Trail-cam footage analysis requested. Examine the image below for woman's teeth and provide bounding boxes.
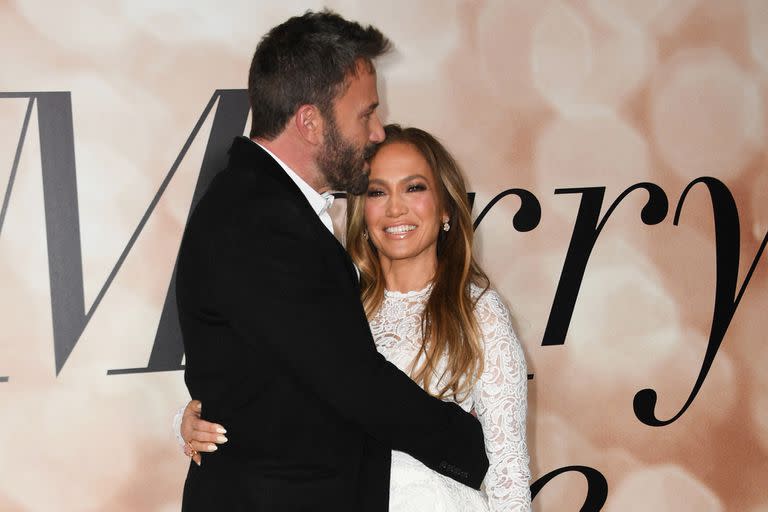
[385,225,416,234]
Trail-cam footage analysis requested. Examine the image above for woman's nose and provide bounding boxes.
[386,194,407,217]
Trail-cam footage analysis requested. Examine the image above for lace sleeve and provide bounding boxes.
[472,290,532,511]
[172,405,186,449]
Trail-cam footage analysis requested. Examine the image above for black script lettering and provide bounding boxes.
[471,188,541,380]
[634,177,768,426]
[0,95,35,382]
[542,184,668,346]
[0,95,33,239]
[530,465,608,511]
[1,92,84,378]
[110,90,249,375]
[0,89,249,377]
[471,188,542,232]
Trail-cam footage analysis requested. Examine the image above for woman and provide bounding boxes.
[176,125,532,511]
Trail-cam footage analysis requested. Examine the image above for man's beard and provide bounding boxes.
[316,116,376,195]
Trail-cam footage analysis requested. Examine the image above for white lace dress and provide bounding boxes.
[173,285,531,511]
[371,285,531,512]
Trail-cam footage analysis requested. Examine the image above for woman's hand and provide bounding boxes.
[181,400,228,466]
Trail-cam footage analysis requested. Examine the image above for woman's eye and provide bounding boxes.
[367,189,384,197]
[407,183,427,192]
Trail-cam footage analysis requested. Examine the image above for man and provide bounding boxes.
[177,11,488,511]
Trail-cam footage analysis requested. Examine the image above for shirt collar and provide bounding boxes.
[253,140,334,218]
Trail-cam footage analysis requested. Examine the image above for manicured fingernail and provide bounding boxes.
[195,403,202,410]
[216,426,227,434]
[195,460,201,466]
[217,435,228,443]
[207,444,217,452]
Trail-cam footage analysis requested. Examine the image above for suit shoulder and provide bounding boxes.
[190,166,302,227]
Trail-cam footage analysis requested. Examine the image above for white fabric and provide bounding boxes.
[370,285,532,512]
[253,140,335,234]
[172,405,186,447]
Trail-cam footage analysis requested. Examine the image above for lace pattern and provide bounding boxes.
[371,285,532,511]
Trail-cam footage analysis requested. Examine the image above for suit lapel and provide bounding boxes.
[227,136,360,290]
[328,231,360,291]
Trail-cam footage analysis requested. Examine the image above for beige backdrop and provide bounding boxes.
[1,0,766,510]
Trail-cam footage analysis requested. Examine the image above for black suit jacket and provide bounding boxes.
[177,137,488,512]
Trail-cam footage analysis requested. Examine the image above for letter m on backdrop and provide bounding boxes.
[0,90,249,380]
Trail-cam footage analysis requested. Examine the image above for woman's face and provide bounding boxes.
[364,142,446,269]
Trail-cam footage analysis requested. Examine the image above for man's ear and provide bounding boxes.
[295,104,323,145]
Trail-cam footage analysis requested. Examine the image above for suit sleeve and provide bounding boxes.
[214,202,489,489]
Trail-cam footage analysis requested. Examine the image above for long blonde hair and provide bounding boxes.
[347,125,490,400]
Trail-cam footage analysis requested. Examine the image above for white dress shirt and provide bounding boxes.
[253,141,335,234]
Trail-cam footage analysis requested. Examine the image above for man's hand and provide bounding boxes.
[181,400,228,466]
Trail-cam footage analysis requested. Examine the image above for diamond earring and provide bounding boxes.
[363,229,369,240]
[442,220,450,232]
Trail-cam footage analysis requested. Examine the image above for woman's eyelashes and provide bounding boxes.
[366,182,427,197]
[406,182,427,192]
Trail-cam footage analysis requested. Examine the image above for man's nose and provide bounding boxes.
[369,113,385,143]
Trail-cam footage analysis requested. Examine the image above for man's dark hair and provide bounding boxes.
[248,10,391,139]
